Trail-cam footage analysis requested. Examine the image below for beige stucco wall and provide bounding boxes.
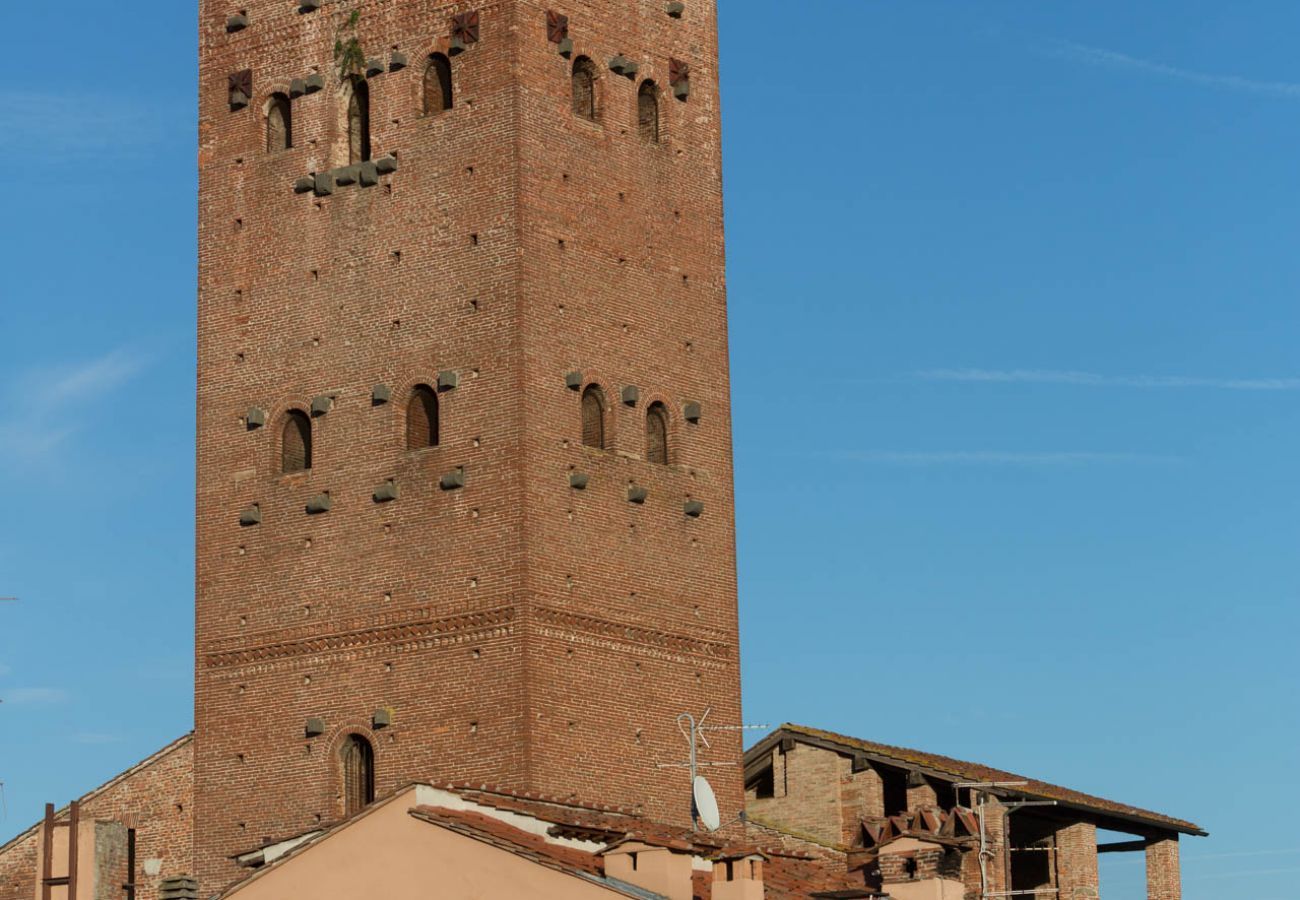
[887,878,966,900]
[224,790,626,900]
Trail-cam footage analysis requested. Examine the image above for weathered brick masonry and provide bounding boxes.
[0,737,192,900]
[196,0,739,893]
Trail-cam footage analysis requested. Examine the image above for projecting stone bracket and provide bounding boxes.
[570,473,590,490]
[246,408,267,430]
[305,157,395,196]
[440,468,466,491]
[627,485,649,504]
[305,717,326,737]
[306,494,332,515]
[372,385,392,405]
[239,505,262,527]
[437,371,460,392]
[565,371,584,391]
[667,1,686,18]
[373,480,399,503]
[684,401,702,424]
[298,0,322,12]
[684,500,704,518]
[226,14,249,33]
[372,708,394,729]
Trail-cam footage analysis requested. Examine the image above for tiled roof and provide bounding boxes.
[413,802,869,900]
[755,724,1206,836]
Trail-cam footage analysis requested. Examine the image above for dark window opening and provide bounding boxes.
[572,57,597,120]
[267,93,292,152]
[880,766,908,818]
[637,80,660,143]
[281,410,312,474]
[424,54,453,116]
[646,402,669,464]
[348,78,371,164]
[1009,815,1056,894]
[341,734,375,818]
[406,385,440,450]
[932,779,957,810]
[747,765,775,800]
[903,856,918,880]
[582,385,606,449]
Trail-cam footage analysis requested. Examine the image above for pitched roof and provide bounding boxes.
[750,724,1205,837]
[0,733,194,856]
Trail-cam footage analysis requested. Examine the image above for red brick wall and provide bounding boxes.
[195,0,738,894]
[1145,836,1180,900]
[1054,821,1098,898]
[0,737,193,900]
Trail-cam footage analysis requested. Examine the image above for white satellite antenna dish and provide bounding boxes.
[693,775,721,832]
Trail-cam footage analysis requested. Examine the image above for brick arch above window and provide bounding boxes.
[645,401,670,465]
[266,92,292,152]
[280,409,312,474]
[423,53,454,116]
[581,384,607,450]
[571,56,598,121]
[637,79,660,143]
[406,384,440,450]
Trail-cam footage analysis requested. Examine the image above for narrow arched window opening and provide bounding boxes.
[341,734,375,818]
[267,93,292,152]
[638,81,660,143]
[572,57,597,121]
[281,410,312,474]
[646,402,669,465]
[348,78,371,164]
[582,385,606,449]
[406,385,440,450]
[424,54,453,116]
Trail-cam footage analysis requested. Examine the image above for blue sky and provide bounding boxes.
[1,2,1296,897]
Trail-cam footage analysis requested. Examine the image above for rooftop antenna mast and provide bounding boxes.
[656,708,768,832]
[954,780,1059,900]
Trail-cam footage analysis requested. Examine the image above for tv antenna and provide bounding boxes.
[656,709,768,832]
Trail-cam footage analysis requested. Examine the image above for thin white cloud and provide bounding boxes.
[917,369,1300,391]
[828,451,1178,466]
[0,348,146,462]
[2,687,70,706]
[0,90,172,161]
[1050,41,1300,100]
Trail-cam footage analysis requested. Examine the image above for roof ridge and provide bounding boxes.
[0,732,194,855]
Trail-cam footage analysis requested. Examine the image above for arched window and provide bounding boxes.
[340,734,375,818]
[281,410,312,474]
[406,385,439,450]
[646,402,669,465]
[637,81,660,143]
[267,93,292,152]
[572,57,597,121]
[347,78,371,164]
[423,54,453,116]
[582,385,606,449]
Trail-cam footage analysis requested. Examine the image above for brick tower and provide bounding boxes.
[196,0,739,891]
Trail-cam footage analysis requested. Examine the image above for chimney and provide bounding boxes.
[711,852,767,900]
[601,838,694,900]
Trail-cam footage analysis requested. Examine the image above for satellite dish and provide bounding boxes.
[693,775,721,832]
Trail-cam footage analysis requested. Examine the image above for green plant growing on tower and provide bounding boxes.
[334,9,365,79]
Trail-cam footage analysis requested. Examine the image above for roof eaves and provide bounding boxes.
[756,725,1207,838]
